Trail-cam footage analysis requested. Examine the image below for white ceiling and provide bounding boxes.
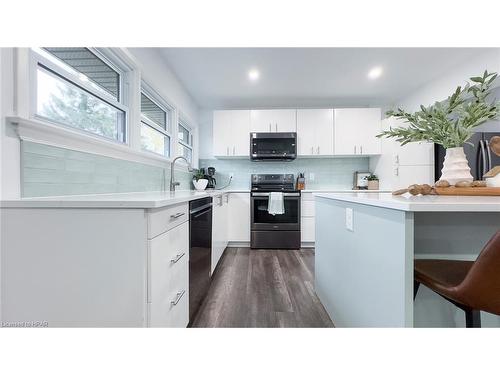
[159,48,495,109]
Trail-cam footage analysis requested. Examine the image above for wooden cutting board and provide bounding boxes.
[435,187,500,196]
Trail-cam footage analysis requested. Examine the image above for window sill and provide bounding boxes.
[7,116,174,168]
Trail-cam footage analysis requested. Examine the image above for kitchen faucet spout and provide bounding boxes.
[170,156,193,192]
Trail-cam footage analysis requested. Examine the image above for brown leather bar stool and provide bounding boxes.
[414,230,500,328]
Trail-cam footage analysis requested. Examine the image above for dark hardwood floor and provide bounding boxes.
[191,248,334,328]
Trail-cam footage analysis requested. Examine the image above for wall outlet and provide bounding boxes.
[309,172,315,181]
[345,208,353,231]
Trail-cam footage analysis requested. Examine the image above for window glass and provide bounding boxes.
[43,47,120,99]
[178,123,191,146]
[141,122,170,156]
[36,66,125,142]
[141,93,167,130]
[178,143,193,162]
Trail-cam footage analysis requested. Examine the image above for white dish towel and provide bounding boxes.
[268,192,285,215]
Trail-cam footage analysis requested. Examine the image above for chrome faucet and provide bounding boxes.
[170,156,194,192]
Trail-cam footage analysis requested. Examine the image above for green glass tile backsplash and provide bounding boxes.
[21,141,193,197]
[199,157,370,190]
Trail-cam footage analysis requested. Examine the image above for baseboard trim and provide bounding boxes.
[227,241,315,249]
[227,241,250,248]
[301,242,315,248]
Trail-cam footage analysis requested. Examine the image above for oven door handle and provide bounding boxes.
[252,192,300,197]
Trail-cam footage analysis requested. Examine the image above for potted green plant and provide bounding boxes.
[364,174,379,190]
[378,70,500,184]
[192,169,208,191]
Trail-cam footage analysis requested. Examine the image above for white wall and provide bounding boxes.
[198,109,214,159]
[395,49,500,112]
[0,48,20,199]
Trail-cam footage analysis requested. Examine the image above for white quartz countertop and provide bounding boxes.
[0,189,391,209]
[302,189,389,193]
[314,192,500,212]
[0,189,242,209]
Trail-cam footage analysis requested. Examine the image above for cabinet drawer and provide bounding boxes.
[301,200,315,217]
[149,221,189,327]
[148,202,189,239]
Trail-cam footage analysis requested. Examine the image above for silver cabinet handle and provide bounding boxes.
[218,195,223,206]
[317,146,320,154]
[171,290,186,306]
[275,123,278,132]
[170,212,185,219]
[360,145,363,154]
[225,194,229,203]
[269,123,271,132]
[233,146,235,155]
[311,146,314,154]
[226,147,229,156]
[354,145,357,154]
[170,252,185,264]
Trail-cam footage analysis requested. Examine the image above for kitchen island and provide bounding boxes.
[314,192,500,327]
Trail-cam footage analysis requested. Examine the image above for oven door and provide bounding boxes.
[251,192,300,231]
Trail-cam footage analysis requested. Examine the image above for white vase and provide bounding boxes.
[440,147,473,185]
[193,178,208,191]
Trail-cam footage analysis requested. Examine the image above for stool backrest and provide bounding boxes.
[459,230,500,315]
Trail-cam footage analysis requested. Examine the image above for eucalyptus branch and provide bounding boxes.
[379,70,500,148]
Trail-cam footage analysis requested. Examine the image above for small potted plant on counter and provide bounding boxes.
[364,174,379,190]
[192,169,208,191]
[378,70,500,185]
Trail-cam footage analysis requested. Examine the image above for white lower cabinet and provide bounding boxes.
[148,212,189,328]
[301,193,315,244]
[212,193,229,274]
[227,193,250,242]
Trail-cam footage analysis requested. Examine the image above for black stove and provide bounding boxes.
[250,174,301,249]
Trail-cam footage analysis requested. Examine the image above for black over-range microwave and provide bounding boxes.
[250,132,297,161]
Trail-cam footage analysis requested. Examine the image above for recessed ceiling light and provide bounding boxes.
[367,66,383,80]
[248,69,260,81]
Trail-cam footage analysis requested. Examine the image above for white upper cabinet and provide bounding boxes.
[334,108,382,155]
[297,109,334,156]
[250,109,297,133]
[388,118,433,166]
[213,110,250,157]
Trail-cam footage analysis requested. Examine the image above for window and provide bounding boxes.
[43,48,120,100]
[178,120,193,162]
[33,47,127,143]
[140,92,171,157]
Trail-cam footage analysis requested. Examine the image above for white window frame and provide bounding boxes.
[28,47,130,145]
[140,82,174,159]
[177,117,194,163]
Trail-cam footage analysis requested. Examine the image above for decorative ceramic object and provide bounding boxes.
[440,147,473,185]
[484,166,500,187]
[367,180,379,190]
[193,178,208,190]
[490,136,500,156]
